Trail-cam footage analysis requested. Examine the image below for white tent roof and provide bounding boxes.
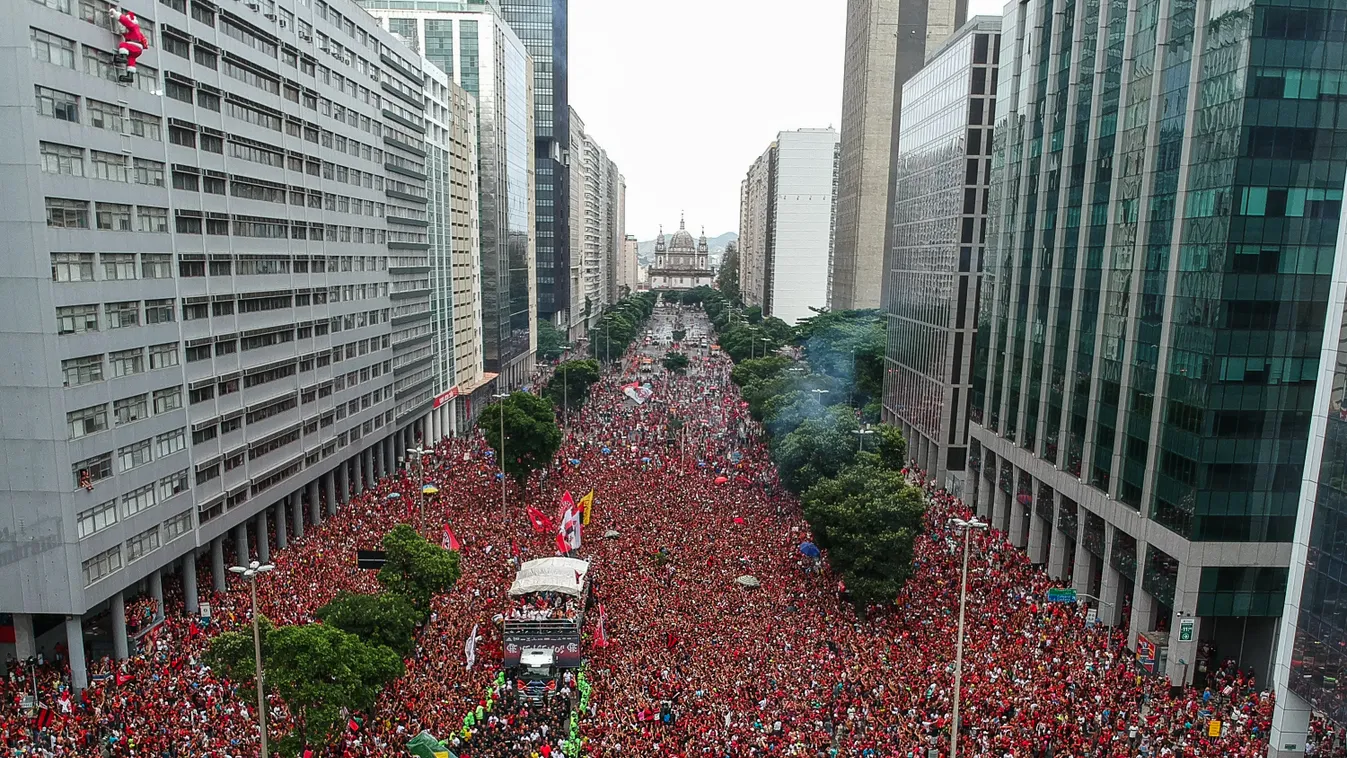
[508,557,591,597]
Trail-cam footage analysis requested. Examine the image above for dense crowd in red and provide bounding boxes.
[0,304,1340,757]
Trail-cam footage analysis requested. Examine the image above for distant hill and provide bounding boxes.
[637,231,738,268]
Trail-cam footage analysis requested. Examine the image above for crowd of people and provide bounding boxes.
[507,594,582,623]
[0,302,1341,758]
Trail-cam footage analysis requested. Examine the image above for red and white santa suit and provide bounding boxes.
[114,10,149,72]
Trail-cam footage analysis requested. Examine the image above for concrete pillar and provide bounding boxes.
[65,616,87,693]
[1098,524,1123,626]
[1027,509,1047,565]
[1071,517,1093,597]
[149,569,163,616]
[211,537,226,592]
[1270,685,1313,757]
[182,552,198,614]
[1128,580,1157,651]
[13,613,36,660]
[255,510,270,563]
[427,411,437,445]
[450,403,458,436]
[1046,507,1070,581]
[275,502,288,549]
[308,479,321,524]
[364,447,375,489]
[385,437,396,476]
[291,490,305,540]
[1009,493,1028,549]
[110,591,129,660]
[338,461,350,505]
[324,471,337,517]
[977,471,993,520]
[1164,561,1203,686]
[373,441,385,480]
[234,522,250,563]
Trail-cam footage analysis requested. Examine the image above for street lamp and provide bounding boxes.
[853,426,876,451]
[948,517,987,758]
[407,445,427,518]
[228,560,275,758]
[811,389,831,402]
[492,392,510,525]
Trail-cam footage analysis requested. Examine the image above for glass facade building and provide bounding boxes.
[501,0,570,325]
[967,0,1347,688]
[883,17,1000,494]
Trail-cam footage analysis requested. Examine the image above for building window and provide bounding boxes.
[194,45,217,68]
[106,301,139,329]
[46,198,89,229]
[118,439,153,472]
[137,206,169,233]
[82,546,122,586]
[145,298,174,324]
[169,125,196,147]
[109,348,145,377]
[149,342,179,369]
[142,254,173,279]
[62,354,103,386]
[52,252,93,282]
[102,253,137,281]
[155,428,186,457]
[159,471,187,500]
[96,202,133,230]
[172,170,199,191]
[119,482,155,517]
[87,99,123,132]
[160,31,189,58]
[163,508,194,541]
[90,150,128,182]
[125,525,160,562]
[40,142,84,176]
[153,386,182,413]
[134,158,165,186]
[35,85,78,122]
[188,384,214,403]
[67,403,108,438]
[76,500,118,540]
[56,304,98,334]
[31,28,76,68]
[130,110,162,141]
[72,453,113,487]
[166,79,193,103]
[113,393,148,425]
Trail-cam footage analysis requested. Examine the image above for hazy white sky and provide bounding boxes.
[569,0,1003,240]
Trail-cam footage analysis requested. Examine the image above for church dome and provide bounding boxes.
[669,228,696,252]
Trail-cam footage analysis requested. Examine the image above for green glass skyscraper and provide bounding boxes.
[968,0,1347,687]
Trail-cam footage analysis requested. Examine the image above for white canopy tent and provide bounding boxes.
[508,557,591,597]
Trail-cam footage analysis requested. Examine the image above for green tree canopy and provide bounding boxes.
[479,391,562,485]
[544,359,601,414]
[536,319,567,362]
[377,524,462,616]
[771,406,862,494]
[206,619,404,755]
[730,356,796,388]
[873,424,908,471]
[716,242,740,303]
[662,351,690,373]
[671,328,687,342]
[795,309,886,408]
[314,591,420,656]
[802,463,927,612]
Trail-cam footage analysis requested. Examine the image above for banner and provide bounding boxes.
[464,623,479,670]
[442,525,461,552]
[557,505,582,553]
[578,490,595,526]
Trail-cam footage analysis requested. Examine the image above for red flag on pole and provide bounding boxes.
[594,604,608,648]
[442,524,461,551]
[526,506,556,534]
[557,490,577,525]
[511,537,521,559]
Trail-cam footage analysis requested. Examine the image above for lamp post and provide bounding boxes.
[853,426,876,451]
[811,388,831,404]
[492,392,510,525]
[228,560,275,758]
[948,517,987,758]
[559,344,573,428]
[406,445,426,519]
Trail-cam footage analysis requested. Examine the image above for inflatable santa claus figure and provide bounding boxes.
[110,7,149,78]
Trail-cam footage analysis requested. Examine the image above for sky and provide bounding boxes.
[569,0,1003,241]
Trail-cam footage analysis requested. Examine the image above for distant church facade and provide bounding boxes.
[648,215,715,291]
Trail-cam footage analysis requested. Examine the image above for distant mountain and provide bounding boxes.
[637,232,738,268]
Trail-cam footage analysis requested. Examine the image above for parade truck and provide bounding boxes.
[503,557,591,703]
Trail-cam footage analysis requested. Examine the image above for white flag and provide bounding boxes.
[464,623,479,670]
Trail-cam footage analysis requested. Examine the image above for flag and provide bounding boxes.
[526,506,555,534]
[33,705,54,730]
[464,623,479,670]
[347,716,363,732]
[594,604,608,648]
[557,490,577,525]
[114,671,134,686]
[577,490,595,526]
[557,502,582,553]
[442,524,461,552]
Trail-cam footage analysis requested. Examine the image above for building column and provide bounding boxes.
[1046,502,1069,581]
[110,591,129,660]
[289,490,305,540]
[977,471,993,521]
[1009,492,1028,549]
[308,479,321,525]
[338,461,350,506]
[211,537,226,592]
[182,552,198,615]
[275,502,288,550]
[234,522,250,564]
[255,510,270,563]
[427,411,437,445]
[13,613,36,661]
[65,617,87,693]
[149,569,163,616]
[1026,507,1047,566]
[1071,517,1093,597]
[1128,576,1157,650]
[374,441,385,481]
[364,447,375,489]
[1270,687,1313,758]
[385,437,396,476]
[1098,523,1123,626]
[324,471,337,517]
[1165,561,1203,686]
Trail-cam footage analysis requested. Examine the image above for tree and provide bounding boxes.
[315,591,420,656]
[662,352,690,373]
[536,319,567,362]
[479,391,562,485]
[873,425,908,471]
[377,524,461,616]
[671,328,687,343]
[716,241,740,303]
[771,406,861,494]
[802,463,927,612]
[730,356,794,388]
[544,359,602,414]
[795,309,886,409]
[206,620,403,755]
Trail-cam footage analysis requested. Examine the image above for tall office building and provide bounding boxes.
[737,128,840,325]
[883,16,999,495]
[362,2,537,390]
[830,0,898,311]
[567,107,587,340]
[968,0,1347,687]
[564,108,624,336]
[618,234,639,297]
[607,165,625,304]
[1269,211,1347,754]
[500,0,569,328]
[1,0,471,678]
